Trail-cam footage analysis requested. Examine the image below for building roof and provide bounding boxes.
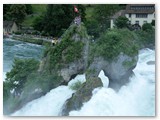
[3,21,15,29]
[111,10,126,19]
[126,4,155,14]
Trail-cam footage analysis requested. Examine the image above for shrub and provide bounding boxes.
[142,23,153,31]
[135,29,155,46]
[151,20,155,26]
[3,58,40,114]
[69,81,83,91]
[115,16,129,28]
[5,58,39,96]
[93,29,139,60]
[45,24,85,70]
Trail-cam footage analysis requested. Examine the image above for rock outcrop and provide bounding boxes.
[61,77,103,116]
[38,23,139,115]
[39,23,89,83]
[86,53,138,90]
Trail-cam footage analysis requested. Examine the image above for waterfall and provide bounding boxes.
[69,48,155,116]
[9,48,155,116]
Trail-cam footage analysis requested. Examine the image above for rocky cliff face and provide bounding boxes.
[61,77,103,116]
[39,23,89,83]
[38,23,139,115]
[86,53,138,90]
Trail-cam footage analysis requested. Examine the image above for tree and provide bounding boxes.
[3,4,11,20]
[5,58,39,96]
[32,15,45,32]
[94,5,120,30]
[9,4,27,24]
[115,16,129,28]
[151,20,155,26]
[142,23,153,31]
[85,4,120,38]
[33,4,86,37]
[25,4,33,14]
[41,5,73,36]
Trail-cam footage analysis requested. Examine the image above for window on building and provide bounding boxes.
[143,21,147,24]
[128,21,131,24]
[135,21,139,25]
[136,13,148,18]
[129,14,131,18]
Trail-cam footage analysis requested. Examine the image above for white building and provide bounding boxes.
[110,4,155,29]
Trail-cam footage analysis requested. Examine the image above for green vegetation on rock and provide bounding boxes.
[5,58,39,96]
[44,24,85,70]
[90,28,139,61]
[3,58,39,114]
[3,57,62,114]
[135,29,155,47]
[69,81,83,91]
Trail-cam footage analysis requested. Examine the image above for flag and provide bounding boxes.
[74,6,79,13]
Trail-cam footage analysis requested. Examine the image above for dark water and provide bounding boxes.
[3,38,44,75]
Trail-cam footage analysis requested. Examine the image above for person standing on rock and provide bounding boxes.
[73,5,81,25]
[51,39,55,46]
[77,15,81,25]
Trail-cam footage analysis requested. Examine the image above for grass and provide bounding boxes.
[22,4,47,27]
[31,4,47,14]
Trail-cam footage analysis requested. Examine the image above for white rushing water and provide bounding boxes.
[12,74,86,116]
[70,48,155,116]
[11,48,155,116]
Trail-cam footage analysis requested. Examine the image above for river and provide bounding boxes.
[3,38,44,81]
[3,38,155,116]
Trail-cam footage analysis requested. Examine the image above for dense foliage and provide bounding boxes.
[142,23,153,32]
[135,29,155,47]
[3,4,33,24]
[33,4,86,37]
[85,4,121,38]
[115,16,129,28]
[90,29,139,60]
[5,58,39,96]
[44,24,85,70]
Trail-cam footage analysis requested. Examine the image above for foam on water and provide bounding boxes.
[9,47,155,116]
[69,48,155,116]
[11,74,86,116]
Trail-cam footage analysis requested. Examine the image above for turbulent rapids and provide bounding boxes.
[3,39,155,116]
[3,38,44,81]
[10,47,155,116]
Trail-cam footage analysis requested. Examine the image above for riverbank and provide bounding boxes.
[9,35,51,46]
